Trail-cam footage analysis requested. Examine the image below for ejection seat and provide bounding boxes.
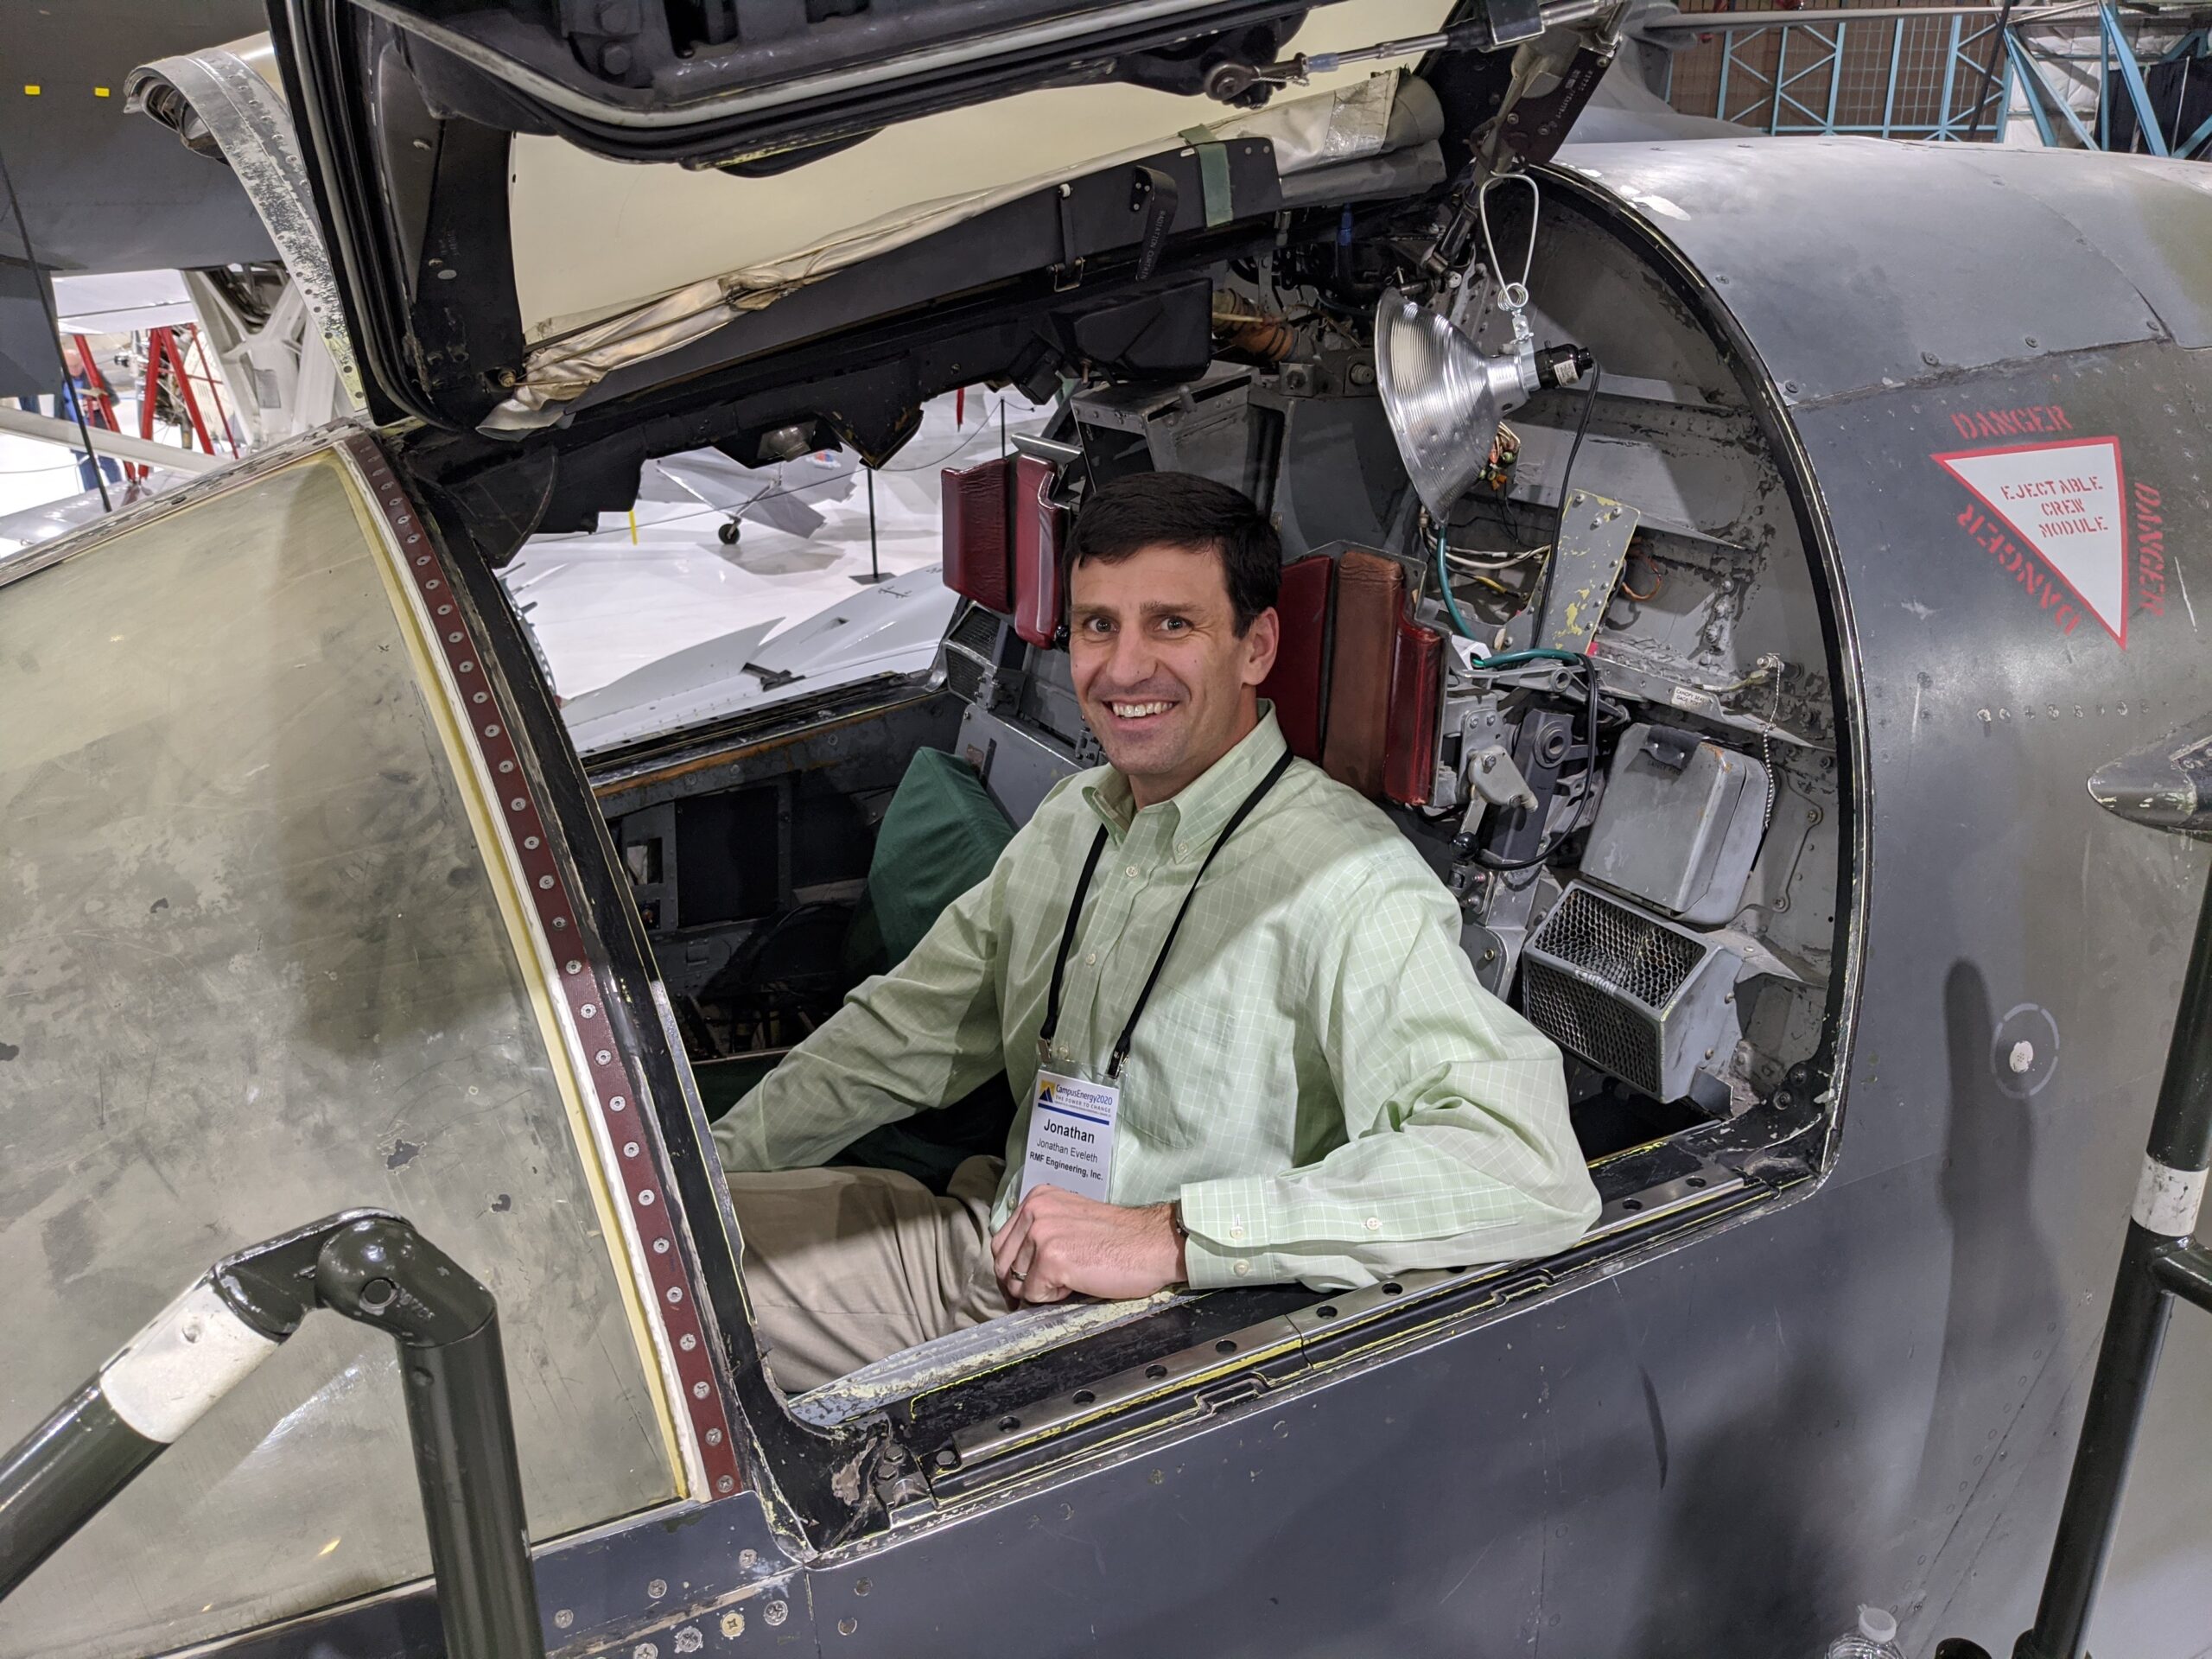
[942,450,1446,809]
[1257,547,1444,806]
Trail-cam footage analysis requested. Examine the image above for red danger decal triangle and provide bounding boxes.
[1935,437,2129,645]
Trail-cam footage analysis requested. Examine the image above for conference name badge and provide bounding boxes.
[1020,1069,1120,1203]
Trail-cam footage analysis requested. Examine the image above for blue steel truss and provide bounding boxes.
[1666,9,2012,140]
[1662,3,2208,149]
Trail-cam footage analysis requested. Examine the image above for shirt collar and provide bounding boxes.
[1084,702,1287,848]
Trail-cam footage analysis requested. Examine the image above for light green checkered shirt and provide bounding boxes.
[712,707,1599,1290]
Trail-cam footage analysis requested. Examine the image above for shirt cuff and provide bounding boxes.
[1177,1177,1280,1288]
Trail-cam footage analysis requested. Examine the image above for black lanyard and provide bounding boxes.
[1039,747,1295,1082]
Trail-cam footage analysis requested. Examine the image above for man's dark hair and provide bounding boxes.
[1067,472,1281,634]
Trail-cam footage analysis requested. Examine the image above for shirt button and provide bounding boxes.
[1364,1217,1383,1232]
[1086,954,1096,966]
[1125,865,1139,878]
[1232,1260,1251,1277]
[1230,1224,1245,1241]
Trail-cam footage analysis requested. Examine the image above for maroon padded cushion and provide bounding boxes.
[1010,454,1066,647]
[943,456,1014,613]
[1258,555,1334,762]
[1383,616,1443,807]
[1321,550,1402,798]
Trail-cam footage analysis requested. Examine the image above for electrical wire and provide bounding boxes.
[1687,652,1784,696]
[1759,668,1783,836]
[1618,549,1663,603]
[1446,543,1548,571]
[879,393,1029,473]
[1425,498,1549,622]
[1468,647,1585,670]
[1435,527,1478,639]
[1530,364,1603,631]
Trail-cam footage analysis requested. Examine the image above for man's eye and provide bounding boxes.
[1083,617,1113,634]
[1159,617,1189,633]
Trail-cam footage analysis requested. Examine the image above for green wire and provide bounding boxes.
[1430,524,1586,665]
[1472,647,1589,669]
[1429,521,1590,671]
[1435,527,1478,639]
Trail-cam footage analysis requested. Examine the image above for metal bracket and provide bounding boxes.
[1642,724,1700,772]
[1484,0,1548,51]
[869,1441,936,1525]
[1538,490,1640,654]
[1467,742,1541,811]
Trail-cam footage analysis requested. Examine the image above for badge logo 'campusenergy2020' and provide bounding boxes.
[1933,428,2130,647]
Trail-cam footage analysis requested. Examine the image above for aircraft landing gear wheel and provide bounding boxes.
[717,519,741,545]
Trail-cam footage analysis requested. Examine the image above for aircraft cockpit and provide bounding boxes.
[25,0,2212,1642]
[579,168,1850,1441]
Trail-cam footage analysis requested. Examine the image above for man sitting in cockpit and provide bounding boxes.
[713,472,1599,1392]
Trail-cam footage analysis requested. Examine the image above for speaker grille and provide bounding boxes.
[944,651,983,705]
[949,604,1001,658]
[1522,885,1714,1099]
[1521,959,1663,1096]
[1535,886,1702,1007]
[942,604,1000,706]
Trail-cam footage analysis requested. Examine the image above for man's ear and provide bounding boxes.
[1241,606,1280,687]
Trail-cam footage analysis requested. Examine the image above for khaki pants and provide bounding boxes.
[724,1156,1008,1393]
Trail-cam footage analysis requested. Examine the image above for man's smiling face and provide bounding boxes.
[1068,541,1278,808]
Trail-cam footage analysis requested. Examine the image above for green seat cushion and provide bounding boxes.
[834,749,1020,1189]
[868,747,1016,967]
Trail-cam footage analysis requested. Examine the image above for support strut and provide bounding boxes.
[0,1211,543,1659]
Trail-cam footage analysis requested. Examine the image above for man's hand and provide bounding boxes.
[989,1185,1186,1307]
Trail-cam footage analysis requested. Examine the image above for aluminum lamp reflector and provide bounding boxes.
[1374,288,1534,520]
